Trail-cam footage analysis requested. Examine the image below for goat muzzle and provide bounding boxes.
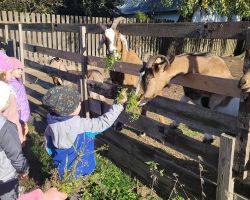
[138,97,148,106]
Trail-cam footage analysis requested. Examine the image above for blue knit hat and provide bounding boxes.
[42,86,81,116]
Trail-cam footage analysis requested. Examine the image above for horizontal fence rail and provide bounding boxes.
[22,43,241,98]
[1,21,250,39]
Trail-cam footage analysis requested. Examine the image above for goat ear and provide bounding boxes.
[97,36,105,51]
[167,54,175,64]
[152,64,161,77]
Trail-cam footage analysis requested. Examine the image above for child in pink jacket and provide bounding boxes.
[9,57,31,141]
[0,52,24,143]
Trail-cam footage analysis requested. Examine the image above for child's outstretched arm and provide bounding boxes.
[77,93,127,133]
[77,103,124,133]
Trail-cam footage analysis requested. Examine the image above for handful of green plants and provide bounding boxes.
[104,51,121,71]
[116,88,142,122]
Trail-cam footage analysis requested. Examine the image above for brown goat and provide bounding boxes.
[137,54,240,143]
[98,17,142,87]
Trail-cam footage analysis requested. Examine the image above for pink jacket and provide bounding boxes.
[2,93,24,143]
[18,189,44,200]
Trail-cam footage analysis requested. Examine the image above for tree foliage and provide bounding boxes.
[0,0,123,16]
[80,0,123,16]
[160,0,250,18]
[0,0,64,13]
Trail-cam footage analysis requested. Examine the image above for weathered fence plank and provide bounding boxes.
[117,22,250,39]
[216,133,235,200]
[234,27,250,179]
[87,80,237,135]
[96,129,217,200]
[80,26,89,117]
[23,44,82,62]
[90,98,219,169]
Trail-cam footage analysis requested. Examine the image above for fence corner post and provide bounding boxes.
[216,133,235,200]
[79,25,89,118]
[234,27,250,179]
[4,24,9,44]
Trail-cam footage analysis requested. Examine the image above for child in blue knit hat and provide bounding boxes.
[42,86,127,179]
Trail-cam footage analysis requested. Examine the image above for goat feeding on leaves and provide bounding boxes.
[98,17,142,87]
[98,17,148,131]
[136,53,240,143]
[49,57,105,102]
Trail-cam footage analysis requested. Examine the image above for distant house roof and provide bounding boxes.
[119,0,178,15]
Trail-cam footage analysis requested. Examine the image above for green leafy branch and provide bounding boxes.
[116,88,142,122]
[104,51,121,71]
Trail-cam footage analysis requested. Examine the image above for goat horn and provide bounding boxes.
[146,54,169,69]
[111,17,126,29]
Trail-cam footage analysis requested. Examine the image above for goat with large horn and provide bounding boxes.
[98,17,142,87]
[98,17,150,131]
[137,53,240,143]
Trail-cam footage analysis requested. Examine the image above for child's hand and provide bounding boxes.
[19,171,29,180]
[119,92,128,104]
[116,88,128,105]
[43,188,67,200]
[21,123,29,137]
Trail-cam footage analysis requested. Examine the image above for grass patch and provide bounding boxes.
[178,123,202,138]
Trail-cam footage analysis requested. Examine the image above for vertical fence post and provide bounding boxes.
[79,26,89,118]
[234,27,250,179]
[18,23,25,83]
[216,133,235,200]
[4,24,9,43]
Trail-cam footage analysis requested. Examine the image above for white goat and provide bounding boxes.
[98,17,142,87]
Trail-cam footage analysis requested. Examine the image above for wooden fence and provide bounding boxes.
[0,18,250,200]
[0,10,241,60]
